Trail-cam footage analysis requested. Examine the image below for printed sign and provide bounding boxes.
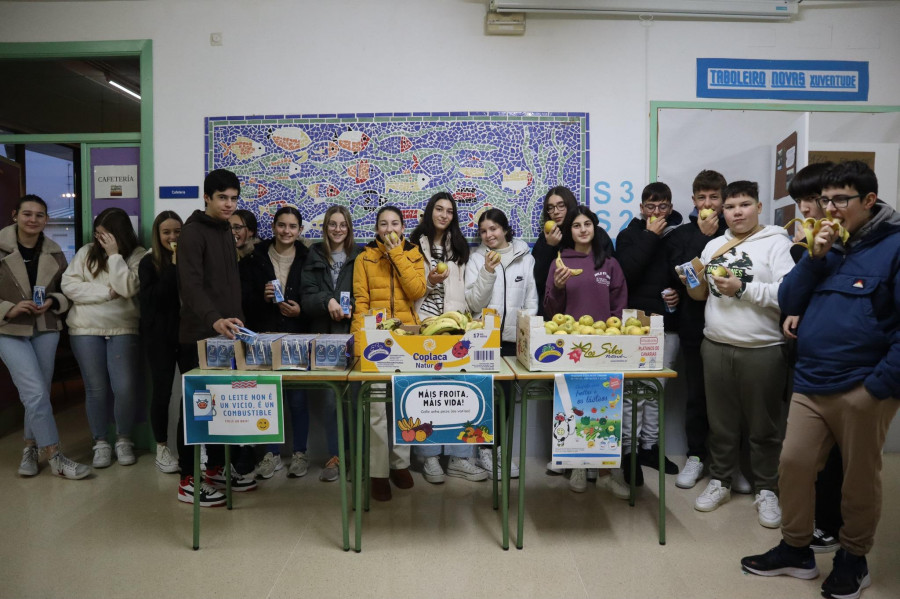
[94,164,138,199]
[159,185,199,199]
[697,59,868,101]
[392,374,494,445]
[183,374,284,445]
[550,372,624,468]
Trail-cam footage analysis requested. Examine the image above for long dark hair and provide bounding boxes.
[150,210,182,273]
[478,208,514,243]
[541,186,578,227]
[87,207,140,277]
[571,205,611,270]
[322,205,356,265]
[410,192,470,265]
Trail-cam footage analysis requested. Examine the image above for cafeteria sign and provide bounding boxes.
[697,58,868,101]
[183,374,284,445]
[392,374,494,445]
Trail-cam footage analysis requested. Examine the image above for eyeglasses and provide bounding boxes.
[547,203,566,214]
[643,203,672,213]
[816,194,860,209]
[230,224,246,232]
[327,222,348,230]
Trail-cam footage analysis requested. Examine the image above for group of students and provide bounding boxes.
[3,161,897,599]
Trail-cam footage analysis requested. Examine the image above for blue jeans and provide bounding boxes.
[267,389,339,456]
[70,334,140,440]
[0,332,60,448]
[414,444,474,458]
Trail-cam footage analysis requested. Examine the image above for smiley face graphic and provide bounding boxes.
[257,418,270,431]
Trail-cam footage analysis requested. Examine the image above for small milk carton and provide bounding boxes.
[312,334,354,370]
[274,334,316,370]
[198,336,236,370]
[236,333,285,370]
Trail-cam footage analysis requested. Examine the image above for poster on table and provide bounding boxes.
[550,372,624,469]
[183,374,284,445]
[392,374,494,445]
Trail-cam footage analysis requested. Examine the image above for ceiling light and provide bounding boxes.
[108,79,141,101]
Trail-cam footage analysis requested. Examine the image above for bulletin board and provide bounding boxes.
[205,111,588,241]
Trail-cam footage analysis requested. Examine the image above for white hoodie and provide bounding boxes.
[465,239,537,342]
[700,225,794,348]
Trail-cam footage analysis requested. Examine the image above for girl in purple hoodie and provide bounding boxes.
[543,205,630,498]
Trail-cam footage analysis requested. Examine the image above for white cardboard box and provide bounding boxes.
[357,309,501,372]
[516,309,665,372]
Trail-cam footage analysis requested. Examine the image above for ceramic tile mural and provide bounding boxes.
[205,112,588,241]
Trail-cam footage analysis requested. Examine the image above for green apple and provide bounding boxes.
[544,321,559,333]
[561,321,575,333]
[564,314,575,325]
[699,208,716,220]
[552,313,566,326]
[604,327,621,335]
[579,325,594,335]
[606,316,621,330]
[578,315,594,327]
[709,265,729,278]
[624,317,642,329]
[592,320,607,331]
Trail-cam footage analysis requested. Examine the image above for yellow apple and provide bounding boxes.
[561,321,575,334]
[564,315,575,325]
[552,313,566,326]
[435,262,448,274]
[544,321,559,333]
[709,265,729,278]
[699,208,715,220]
[579,325,594,335]
[389,231,400,243]
[626,326,643,335]
[642,326,650,334]
[649,216,658,223]
[606,316,621,329]
[544,220,556,235]
[592,320,607,331]
[578,315,594,327]
[556,330,568,336]
[604,328,621,335]
[624,317,642,329]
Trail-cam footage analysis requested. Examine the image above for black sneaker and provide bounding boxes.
[821,549,870,599]
[638,444,679,474]
[811,527,840,554]
[741,540,819,579]
[621,451,644,487]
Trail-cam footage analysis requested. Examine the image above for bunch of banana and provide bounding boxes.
[377,317,403,331]
[465,320,484,331]
[398,417,421,431]
[419,310,472,335]
[556,251,583,276]
[784,210,850,257]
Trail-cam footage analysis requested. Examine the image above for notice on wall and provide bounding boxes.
[392,374,494,446]
[774,131,798,200]
[94,164,138,199]
[183,374,284,445]
[550,372,624,469]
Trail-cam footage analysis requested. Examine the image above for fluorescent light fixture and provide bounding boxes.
[108,79,141,101]
[490,0,800,20]
[485,10,527,35]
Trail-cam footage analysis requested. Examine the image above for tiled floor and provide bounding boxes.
[1,404,898,599]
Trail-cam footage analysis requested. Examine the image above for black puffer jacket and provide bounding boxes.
[239,239,309,333]
[300,242,361,334]
[615,211,684,331]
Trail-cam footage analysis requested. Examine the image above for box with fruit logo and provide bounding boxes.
[516,309,664,372]
[358,309,501,372]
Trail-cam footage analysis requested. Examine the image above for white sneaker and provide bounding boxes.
[288,452,308,478]
[272,453,284,472]
[676,456,704,489]
[754,490,782,528]
[155,445,180,473]
[446,456,488,481]
[115,438,136,466]
[694,479,731,512]
[92,440,112,468]
[732,469,753,494]
[422,456,445,484]
[48,451,91,480]
[597,470,630,500]
[569,468,588,493]
[256,452,279,479]
[477,447,520,479]
[18,446,39,476]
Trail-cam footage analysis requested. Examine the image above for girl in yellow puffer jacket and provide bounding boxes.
[351,206,426,501]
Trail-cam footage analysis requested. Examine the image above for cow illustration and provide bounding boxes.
[553,412,576,447]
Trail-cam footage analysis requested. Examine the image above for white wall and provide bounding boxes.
[3,0,899,452]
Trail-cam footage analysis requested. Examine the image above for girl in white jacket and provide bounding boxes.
[466,208,537,478]
[62,208,146,469]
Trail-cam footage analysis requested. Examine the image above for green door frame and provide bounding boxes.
[0,40,153,243]
[649,101,900,182]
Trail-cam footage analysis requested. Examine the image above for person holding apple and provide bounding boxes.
[681,180,794,529]
[351,205,427,501]
[543,205,629,498]
[665,170,729,491]
[615,182,684,486]
[409,192,487,484]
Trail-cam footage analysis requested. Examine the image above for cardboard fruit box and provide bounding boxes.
[357,309,501,372]
[516,309,665,372]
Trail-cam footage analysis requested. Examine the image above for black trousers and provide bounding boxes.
[682,343,709,460]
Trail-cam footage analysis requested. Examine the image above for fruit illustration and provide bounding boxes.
[452,339,471,358]
[415,430,427,442]
[457,423,493,443]
[398,417,434,442]
[401,429,416,442]
[544,220,556,234]
[555,251,583,276]
[699,208,716,220]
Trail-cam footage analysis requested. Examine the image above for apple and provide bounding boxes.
[578,315,594,327]
[556,330,568,336]
[606,316,621,329]
[649,216,658,223]
[709,265,729,278]
[579,325,595,335]
[642,326,650,334]
[552,313,567,326]
[624,317,642,329]
[592,320,607,331]
[626,326,643,335]
[544,220,556,235]
[564,315,575,325]
[389,231,400,243]
[561,321,575,334]
[604,328,621,335]
[435,262,448,274]
[544,321,559,333]
[486,250,499,262]
[699,208,716,220]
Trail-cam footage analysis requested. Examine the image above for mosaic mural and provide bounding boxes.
[205,112,589,242]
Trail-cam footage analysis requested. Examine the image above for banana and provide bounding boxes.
[398,419,408,431]
[465,321,484,331]
[421,318,461,336]
[378,318,403,331]
[441,311,468,328]
[420,316,438,327]
[415,418,421,427]
[784,212,850,257]
[556,251,583,276]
